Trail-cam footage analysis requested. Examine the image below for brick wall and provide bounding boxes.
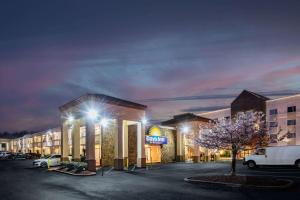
[102,120,116,166]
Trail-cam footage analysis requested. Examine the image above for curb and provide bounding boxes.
[51,169,96,176]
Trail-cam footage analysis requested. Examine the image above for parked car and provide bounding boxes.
[13,153,26,160]
[33,154,61,168]
[0,152,14,160]
[25,153,41,159]
[244,145,300,169]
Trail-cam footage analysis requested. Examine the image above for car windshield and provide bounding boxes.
[42,155,51,159]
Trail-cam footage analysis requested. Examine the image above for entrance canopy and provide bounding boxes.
[59,93,147,120]
[59,94,147,172]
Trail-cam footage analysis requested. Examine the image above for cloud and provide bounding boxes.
[140,90,300,103]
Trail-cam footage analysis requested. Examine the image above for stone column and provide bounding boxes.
[61,123,69,161]
[123,120,129,168]
[192,124,200,163]
[176,129,185,162]
[137,122,146,168]
[114,118,124,170]
[32,136,36,153]
[86,120,96,172]
[72,120,81,161]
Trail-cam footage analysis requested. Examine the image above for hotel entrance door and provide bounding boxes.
[146,145,161,164]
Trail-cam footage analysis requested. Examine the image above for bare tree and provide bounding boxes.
[196,111,268,175]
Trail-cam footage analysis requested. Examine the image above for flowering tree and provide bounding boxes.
[196,111,268,175]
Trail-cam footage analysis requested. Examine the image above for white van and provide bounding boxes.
[244,146,300,169]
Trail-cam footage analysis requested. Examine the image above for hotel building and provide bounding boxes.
[7,128,61,155]
[1,90,300,170]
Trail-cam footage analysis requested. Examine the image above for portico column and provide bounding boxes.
[72,120,81,162]
[176,129,185,162]
[114,118,124,170]
[193,126,200,163]
[61,122,69,161]
[123,120,129,168]
[86,120,96,172]
[137,122,146,168]
[32,137,35,153]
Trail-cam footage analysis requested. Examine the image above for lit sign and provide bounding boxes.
[148,126,161,136]
[145,135,167,145]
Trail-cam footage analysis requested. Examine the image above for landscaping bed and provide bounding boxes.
[184,175,293,190]
[50,161,96,176]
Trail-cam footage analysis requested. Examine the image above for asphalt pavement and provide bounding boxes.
[0,160,300,200]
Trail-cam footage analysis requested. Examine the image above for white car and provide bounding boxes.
[33,154,61,168]
[0,152,11,159]
[244,145,300,169]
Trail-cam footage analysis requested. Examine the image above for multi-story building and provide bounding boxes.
[3,128,61,155]
[266,94,300,146]
[198,90,300,147]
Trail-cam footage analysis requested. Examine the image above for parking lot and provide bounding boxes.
[1,160,300,200]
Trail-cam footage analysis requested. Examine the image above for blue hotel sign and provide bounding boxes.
[145,135,168,145]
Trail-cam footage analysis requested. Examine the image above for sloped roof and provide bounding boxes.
[232,90,269,104]
[59,93,147,112]
[161,113,210,126]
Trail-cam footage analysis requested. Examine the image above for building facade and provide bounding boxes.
[59,94,147,172]
[266,94,300,146]
[198,90,300,148]
[161,113,215,163]
[2,90,300,169]
[6,128,61,155]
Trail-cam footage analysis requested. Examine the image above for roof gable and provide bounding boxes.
[59,93,147,112]
[232,90,269,105]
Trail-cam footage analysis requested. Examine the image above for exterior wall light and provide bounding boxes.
[87,109,98,121]
[67,115,74,123]
[182,126,190,134]
[141,118,148,125]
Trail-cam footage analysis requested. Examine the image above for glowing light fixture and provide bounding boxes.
[87,108,98,120]
[182,126,189,134]
[67,115,74,123]
[141,117,148,125]
[100,118,108,128]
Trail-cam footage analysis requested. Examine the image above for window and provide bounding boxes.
[287,132,296,139]
[269,109,278,115]
[270,134,277,141]
[255,149,266,155]
[287,106,296,113]
[287,120,296,125]
[225,116,230,120]
[269,122,278,127]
